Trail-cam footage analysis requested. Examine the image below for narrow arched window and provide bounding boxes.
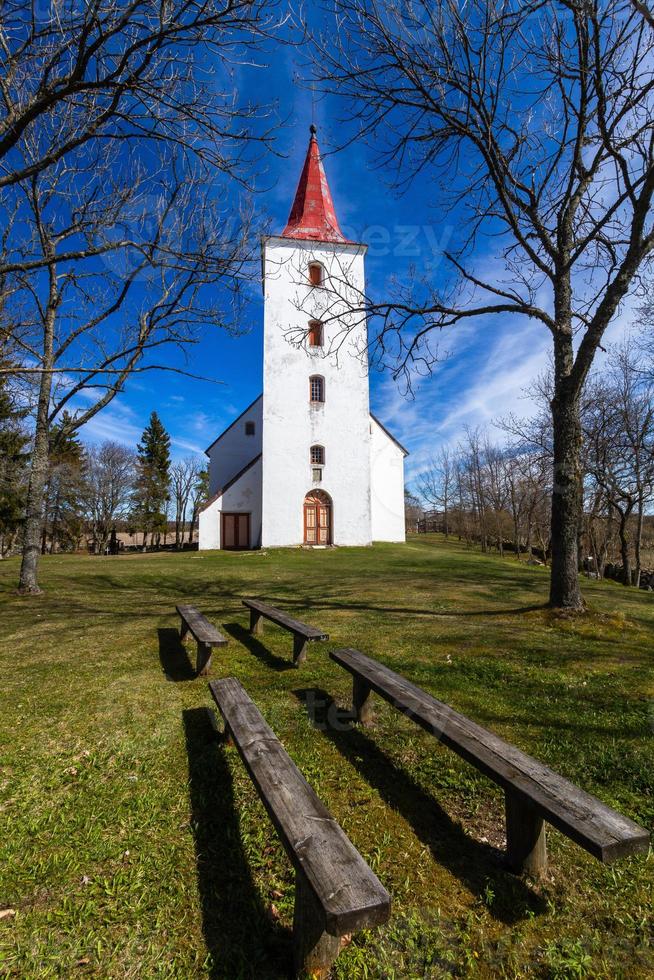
[310,445,325,465]
[308,320,323,347]
[309,375,325,403]
[308,262,324,286]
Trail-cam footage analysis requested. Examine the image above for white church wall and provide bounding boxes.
[198,496,221,550]
[198,457,262,550]
[206,396,262,496]
[221,456,263,548]
[370,417,406,541]
[260,237,372,547]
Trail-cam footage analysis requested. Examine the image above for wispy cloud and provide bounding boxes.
[370,312,551,483]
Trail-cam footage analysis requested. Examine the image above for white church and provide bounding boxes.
[198,126,407,551]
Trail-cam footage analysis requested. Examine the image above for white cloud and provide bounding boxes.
[370,312,551,483]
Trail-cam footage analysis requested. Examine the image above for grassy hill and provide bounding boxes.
[0,537,652,978]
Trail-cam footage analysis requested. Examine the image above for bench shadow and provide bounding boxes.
[292,688,546,926]
[223,622,296,672]
[183,707,290,979]
[158,627,195,681]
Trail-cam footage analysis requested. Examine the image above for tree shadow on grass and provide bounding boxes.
[292,689,546,926]
[158,627,196,681]
[183,707,289,979]
[223,622,296,673]
[233,592,549,620]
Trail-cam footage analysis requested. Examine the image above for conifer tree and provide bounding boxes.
[133,412,171,549]
[41,414,86,554]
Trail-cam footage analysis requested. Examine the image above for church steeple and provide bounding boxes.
[281,125,349,243]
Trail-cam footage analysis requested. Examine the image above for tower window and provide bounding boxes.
[310,375,325,403]
[310,445,325,465]
[308,262,324,286]
[308,321,323,347]
[245,421,255,436]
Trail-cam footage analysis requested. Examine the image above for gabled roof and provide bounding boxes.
[370,412,410,457]
[199,454,262,513]
[204,395,262,456]
[281,125,350,244]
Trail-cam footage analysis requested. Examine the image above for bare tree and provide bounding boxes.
[171,457,202,548]
[584,343,654,584]
[84,441,136,554]
[7,149,251,592]
[0,1,283,593]
[0,0,281,192]
[312,0,654,609]
[416,447,453,537]
[187,467,209,544]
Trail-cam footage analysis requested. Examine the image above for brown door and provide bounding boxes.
[303,491,331,545]
[221,513,250,550]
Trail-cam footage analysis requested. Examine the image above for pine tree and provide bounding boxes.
[0,369,30,557]
[42,413,86,554]
[133,412,171,548]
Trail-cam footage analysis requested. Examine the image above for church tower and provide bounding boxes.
[198,126,406,552]
[260,126,373,547]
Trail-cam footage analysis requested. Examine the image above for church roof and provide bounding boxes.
[281,126,349,243]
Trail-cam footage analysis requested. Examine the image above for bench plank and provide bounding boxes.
[243,598,329,639]
[209,677,389,938]
[242,598,328,665]
[176,605,227,646]
[331,648,649,866]
[176,605,227,675]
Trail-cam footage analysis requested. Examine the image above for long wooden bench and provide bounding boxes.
[330,648,650,876]
[208,677,390,978]
[242,598,328,666]
[175,604,227,676]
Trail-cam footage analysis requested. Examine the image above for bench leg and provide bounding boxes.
[504,789,547,875]
[352,676,374,726]
[292,634,308,667]
[293,870,341,979]
[250,609,263,635]
[196,641,212,677]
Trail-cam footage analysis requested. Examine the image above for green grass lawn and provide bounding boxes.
[0,536,652,979]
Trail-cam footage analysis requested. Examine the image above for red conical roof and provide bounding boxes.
[281,126,349,243]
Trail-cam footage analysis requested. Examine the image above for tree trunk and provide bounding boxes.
[549,359,584,609]
[18,367,53,594]
[618,509,633,585]
[634,498,644,589]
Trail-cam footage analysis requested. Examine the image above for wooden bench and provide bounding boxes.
[242,598,328,666]
[330,648,649,876]
[208,677,390,978]
[175,604,227,676]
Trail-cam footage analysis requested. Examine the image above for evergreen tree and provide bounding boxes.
[42,413,86,554]
[0,368,30,557]
[133,412,171,548]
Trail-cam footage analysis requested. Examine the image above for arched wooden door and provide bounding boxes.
[303,490,332,545]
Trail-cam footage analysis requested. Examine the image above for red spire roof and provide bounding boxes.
[281,125,349,243]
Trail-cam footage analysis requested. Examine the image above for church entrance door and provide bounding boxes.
[221,512,250,550]
[303,491,332,545]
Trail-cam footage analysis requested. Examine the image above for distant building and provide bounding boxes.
[199,126,407,550]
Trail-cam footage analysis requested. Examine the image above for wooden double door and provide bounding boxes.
[303,491,332,545]
[221,512,250,550]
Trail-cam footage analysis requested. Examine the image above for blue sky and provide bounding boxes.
[77,21,633,487]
